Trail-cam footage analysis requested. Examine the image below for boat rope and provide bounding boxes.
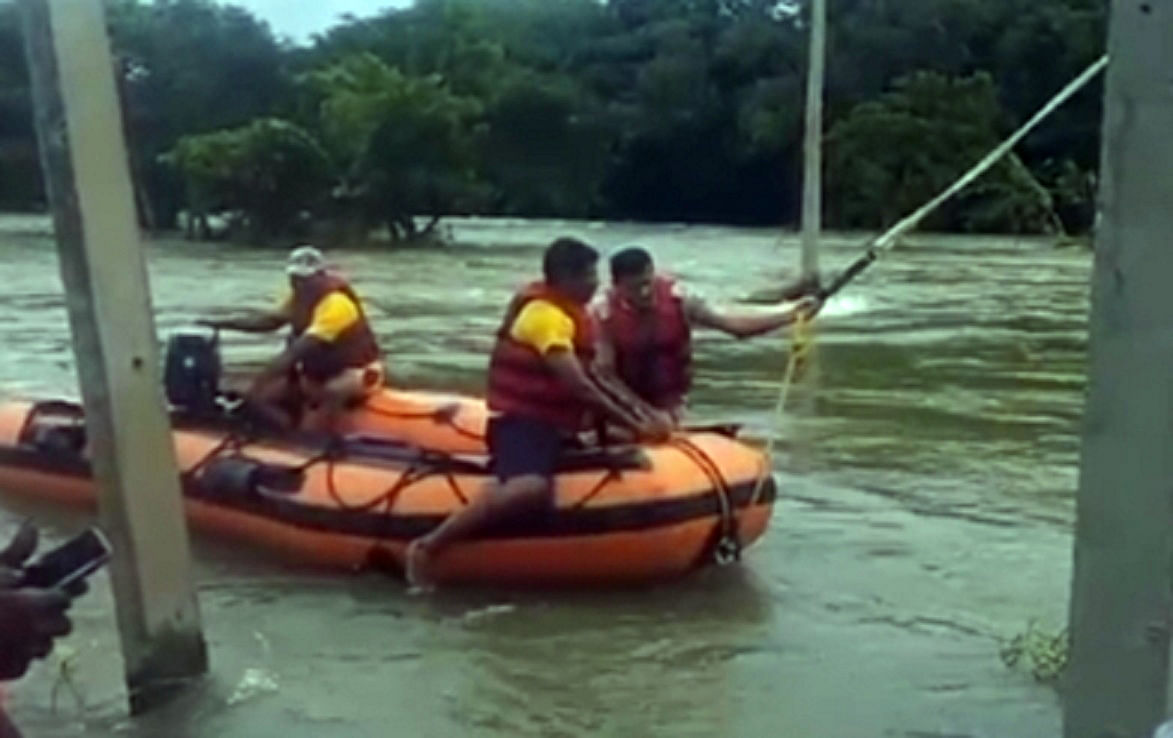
[363,402,485,442]
[569,467,624,510]
[752,54,1108,484]
[815,54,1107,303]
[185,432,438,515]
[183,429,254,479]
[671,436,740,564]
[323,458,436,513]
[749,311,812,507]
[441,469,469,505]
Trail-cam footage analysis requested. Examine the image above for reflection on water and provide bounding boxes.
[0,218,1086,736]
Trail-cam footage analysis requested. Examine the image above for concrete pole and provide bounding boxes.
[799,0,825,281]
[18,0,207,713]
[1064,2,1173,736]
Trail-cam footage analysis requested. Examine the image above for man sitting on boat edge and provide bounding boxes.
[198,245,385,433]
[404,237,671,588]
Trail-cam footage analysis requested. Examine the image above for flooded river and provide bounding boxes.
[0,215,1086,736]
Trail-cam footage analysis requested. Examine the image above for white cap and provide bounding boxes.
[286,245,326,277]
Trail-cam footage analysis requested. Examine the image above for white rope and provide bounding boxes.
[754,54,1109,496]
[869,54,1108,255]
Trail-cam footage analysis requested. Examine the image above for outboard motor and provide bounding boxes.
[164,331,222,415]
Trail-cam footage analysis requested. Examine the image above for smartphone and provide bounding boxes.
[20,528,112,590]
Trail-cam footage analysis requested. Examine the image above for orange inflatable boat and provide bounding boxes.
[0,398,776,586]
[332,386,488,454]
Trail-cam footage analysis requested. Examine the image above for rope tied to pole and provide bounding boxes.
[816,54,1108,303]
[749,54,1109,498]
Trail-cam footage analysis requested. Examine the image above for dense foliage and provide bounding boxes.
[0,0,1106,241]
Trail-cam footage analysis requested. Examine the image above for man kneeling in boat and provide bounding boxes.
[198,245,384,432]
[405,237,670,587]
[592,246,822,426]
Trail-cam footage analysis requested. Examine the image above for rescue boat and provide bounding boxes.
[0,398,775,585]
[0,334,778,586]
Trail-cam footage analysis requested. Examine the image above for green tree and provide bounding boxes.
[0,0,1114,235]
[161,118,332,240]
[826,70,1058,233]
[479,72,612,217]
[106,0,292,226]
[0,5,42,211]
[307,0,620,220]
[299,53,484,241]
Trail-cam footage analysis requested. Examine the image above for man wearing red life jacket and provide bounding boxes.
[404,238,670,588]
[593,246,821,424]
[199,245,384,431]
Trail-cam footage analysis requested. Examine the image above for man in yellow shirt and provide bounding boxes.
[199,245,384,431]
[405,237,670,588]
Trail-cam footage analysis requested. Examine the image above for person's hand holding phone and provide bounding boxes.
[0,523,108,682]
[18,527,109,594]
[0,522,76,681]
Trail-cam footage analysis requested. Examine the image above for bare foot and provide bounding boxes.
[404,540,434,593]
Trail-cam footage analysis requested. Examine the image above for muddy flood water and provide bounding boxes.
[0,215,1088,736]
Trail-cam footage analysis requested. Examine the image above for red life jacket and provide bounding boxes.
[603,275,692,410]
[289,273,381,382]
[486,281,596,431]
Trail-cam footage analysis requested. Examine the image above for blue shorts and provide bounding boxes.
[487,415,566,482]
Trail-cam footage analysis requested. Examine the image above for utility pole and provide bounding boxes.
[1064,1,1173,735]
[799,0,826,282]
[19,0,207,713]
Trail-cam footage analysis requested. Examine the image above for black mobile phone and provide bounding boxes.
[20,528,112,590]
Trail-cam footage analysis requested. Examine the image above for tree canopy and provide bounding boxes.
[0,0,1107,242]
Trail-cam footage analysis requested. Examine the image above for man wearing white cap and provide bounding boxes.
[199,245,384,431]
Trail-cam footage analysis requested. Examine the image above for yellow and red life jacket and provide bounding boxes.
[289,273,381,382]
[486,281,596,431]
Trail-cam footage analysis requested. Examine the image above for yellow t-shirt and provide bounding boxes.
[277,290,361,342]
[510,299,576,355]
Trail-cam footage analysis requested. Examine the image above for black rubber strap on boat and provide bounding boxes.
[671,437,741,564]
[441,469,468,505]
[569,467,623,510]
[323,456,427,513]
[183,430,256,481]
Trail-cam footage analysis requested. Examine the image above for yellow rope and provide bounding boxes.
[749,311,812,506]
